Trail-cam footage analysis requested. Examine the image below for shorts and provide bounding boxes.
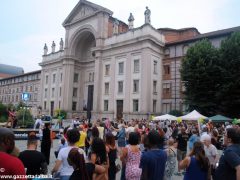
[177,149,187,161]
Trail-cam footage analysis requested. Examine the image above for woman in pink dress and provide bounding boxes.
[120,132,142,180]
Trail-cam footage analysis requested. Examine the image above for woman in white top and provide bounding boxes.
[52,128,85,180]
[201,134,219,179]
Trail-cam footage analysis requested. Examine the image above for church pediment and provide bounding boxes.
[63,0,113,27]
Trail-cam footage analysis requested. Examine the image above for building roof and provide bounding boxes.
[166,26,240,45]
[158,27,200,33]
[0,64,24,76]
[0,70,41,82]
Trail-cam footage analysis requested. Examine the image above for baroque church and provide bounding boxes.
[40,0,164,120]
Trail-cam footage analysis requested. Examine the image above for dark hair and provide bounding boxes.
[105,133,115,147]
[92,127,99,138]
[148,130,163,148]
[63,126,70,136]
[142,133,149,149]
[190,141,209,171]
[91,138,107,164]
[128,132,140,145]
[212,129,218,137]
[45,123,50,128]
[61,138,66,145]
[68,148,89,180]
[88,123,92,128]
[227,128,240,144]
[27,135,38,146]
[0,128,15,154]
[67,128,80,144]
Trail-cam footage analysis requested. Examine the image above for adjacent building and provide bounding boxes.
[0,64,24,79]
[0,0,239,120]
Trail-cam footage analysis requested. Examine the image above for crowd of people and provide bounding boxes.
[0,116,240,180]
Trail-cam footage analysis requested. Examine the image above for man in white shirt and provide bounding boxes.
[34,116,44,129]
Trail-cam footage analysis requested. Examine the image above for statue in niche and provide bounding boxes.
[59,38,64,51]
[144,6,151,24]
[43,43,48,55]
[113,18,119,35]
[128,13,135,29]
[51,41,56,53]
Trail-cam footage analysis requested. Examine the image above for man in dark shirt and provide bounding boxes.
[140,130,167,180]
[215,128,240,180]
[176,127,189,176]
[0,128,26,180]
[19,135,47,176]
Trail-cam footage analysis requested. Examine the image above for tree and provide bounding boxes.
[181,39,221,116]
[169,110,183,116]
[217,32,240,117]
[0,102,8,122]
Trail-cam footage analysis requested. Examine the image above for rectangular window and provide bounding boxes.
[118,81,123,93]
[105,64,110,76]
[73,88,78,97]
[59,101,61,109]
[133,99,139,112]
[52,88,55,98]
[53,74,56,84]
[72,102,77,111]
[104,100,108,111]
[134,59,140,73]
[89,73,92,82]
[44,88,47,98]
[154,61,157,74]
[163,83,171,94]
[162,103,171,114]
[153,81,157,93]
[74,73,79,83]
[44,101,47,110]
[60,73,63,82]
[133,80,139,93]
[30,86,33,92]
[163,65,170,75]
[119,62,124,74]
[153,100,157,113]
[59,87,62,97]
[45,75,48,84]
[105,83,109,95]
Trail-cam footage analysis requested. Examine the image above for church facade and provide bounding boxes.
[39,0,164,120]
[0,0,240,120]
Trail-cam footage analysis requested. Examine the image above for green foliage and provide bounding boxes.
[181,33,240,118]
[17,108,34,128]
[16,101,26,110]
[54,109,67,119]
[0,102,8,122]
[169,110,183,116]
[217,32,240,117]
[181,39,220,116]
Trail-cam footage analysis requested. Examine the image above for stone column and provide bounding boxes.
[92,51,103,116]
[141,48,151,112]
[62,59,75,113]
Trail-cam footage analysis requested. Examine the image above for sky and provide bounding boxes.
[0,0,239,73]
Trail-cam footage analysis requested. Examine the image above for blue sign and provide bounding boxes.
[22,93,30,101]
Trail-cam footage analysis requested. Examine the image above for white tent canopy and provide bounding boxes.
[180,110,207,120]
[153,114,177,121]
